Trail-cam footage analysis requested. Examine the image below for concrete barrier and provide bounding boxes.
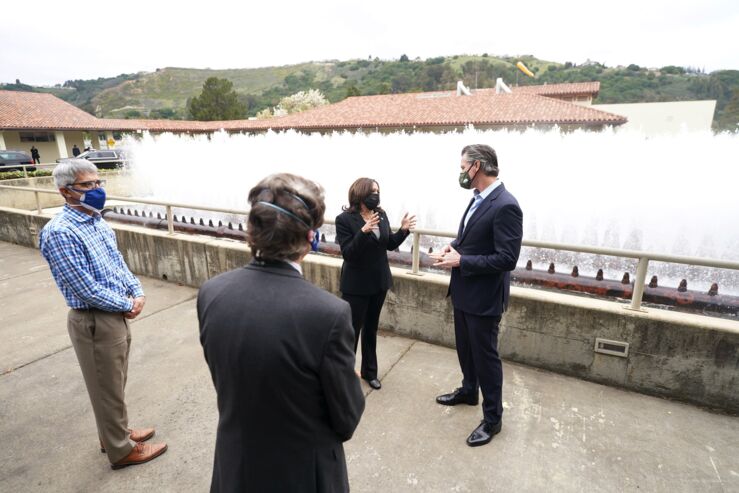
[0,172,148,210]
[1,206,737,413]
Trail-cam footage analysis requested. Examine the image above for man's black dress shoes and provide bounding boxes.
[366,378,381,390]
[435,388,479,406]
[466,419,502,447]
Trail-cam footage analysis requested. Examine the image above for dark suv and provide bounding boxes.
[0,150,36,172]
[58,149,127,169]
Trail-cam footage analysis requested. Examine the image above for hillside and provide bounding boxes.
[2,55,737,131]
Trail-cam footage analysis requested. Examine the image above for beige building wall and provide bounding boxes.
[62,131,86,156]
[564,95,593,106]
[593,100,716,135]
[1,130,88,163]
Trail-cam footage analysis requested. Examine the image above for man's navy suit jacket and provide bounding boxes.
[449,183,523,317]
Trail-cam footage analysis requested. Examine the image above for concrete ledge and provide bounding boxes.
[0,206,736,412]
[0,173,146,210]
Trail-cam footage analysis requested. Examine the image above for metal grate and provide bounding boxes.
[594,338,629,358]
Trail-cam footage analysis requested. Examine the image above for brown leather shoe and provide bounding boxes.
[100,428,156,453]
[111,442,168,470]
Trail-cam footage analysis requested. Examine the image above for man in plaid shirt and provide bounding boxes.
[39,159,167,470]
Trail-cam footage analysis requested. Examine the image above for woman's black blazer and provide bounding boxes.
[335,210,410,296]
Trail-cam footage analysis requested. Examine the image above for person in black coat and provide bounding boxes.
[72,144,81,157]
[30,145,40,164]
[431,144,523,448]
[197,173,365,493]
[335,178,416,390]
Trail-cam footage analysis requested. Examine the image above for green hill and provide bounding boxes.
[3,55,737,131]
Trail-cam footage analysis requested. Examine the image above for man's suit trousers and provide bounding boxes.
[453,308,504,424]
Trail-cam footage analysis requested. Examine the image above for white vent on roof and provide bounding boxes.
[456,81,471,96]
[495,78,512,94]
[416,93,452,99]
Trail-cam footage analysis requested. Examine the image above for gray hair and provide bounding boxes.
[462,144,499,177]
[52,159,98,188]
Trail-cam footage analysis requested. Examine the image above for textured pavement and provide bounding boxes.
[1,241,737,493]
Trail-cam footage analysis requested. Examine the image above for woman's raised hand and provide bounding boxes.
[400,213,417,231]
[361,211,380,233]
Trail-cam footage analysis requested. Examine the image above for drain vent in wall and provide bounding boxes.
[594,338,629,358]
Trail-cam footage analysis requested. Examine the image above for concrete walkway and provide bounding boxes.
[1,241,737,493]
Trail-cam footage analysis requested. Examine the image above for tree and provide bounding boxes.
[399,54,409,62]
[661,65,685,75]
[346,85,361,97]
[258,89,329,119]
[149,108,178,119]
[256,108,273,119]
[187,77,246,121]
[714,89,739,132]
[273,89,328,116]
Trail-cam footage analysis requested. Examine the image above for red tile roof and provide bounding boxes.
[510,81,600,97]
[1,83,624,134]
[249,89,624,130]
[93,118,218,132]
[0,90,99,129]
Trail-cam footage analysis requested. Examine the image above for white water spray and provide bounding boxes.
[123,127,739,294]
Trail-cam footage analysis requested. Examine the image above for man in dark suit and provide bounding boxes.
[430,144,523,447]
[197,173,365,492]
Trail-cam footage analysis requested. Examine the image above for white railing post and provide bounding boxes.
[166,205,174,235]
[23,165,29,179]
[34,191,42,214]
[409,231,422,275]
[626,257,650,312]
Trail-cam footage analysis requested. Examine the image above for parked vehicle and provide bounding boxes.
[58,149,127,169]
[0,150,36,172]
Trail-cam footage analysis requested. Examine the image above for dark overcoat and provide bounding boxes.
[197,260,365,493]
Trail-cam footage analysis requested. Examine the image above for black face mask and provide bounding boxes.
[363,193,380,210]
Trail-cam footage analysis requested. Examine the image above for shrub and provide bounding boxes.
[0,169,53,180]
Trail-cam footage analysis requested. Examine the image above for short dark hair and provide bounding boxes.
[462,144,499,177]
[343,177,381,213]
[247,173,326,261]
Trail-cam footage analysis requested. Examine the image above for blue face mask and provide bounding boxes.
[311,229,320,252]
[68,186,106,212]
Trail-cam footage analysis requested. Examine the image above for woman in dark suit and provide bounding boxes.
[335,178,416,390]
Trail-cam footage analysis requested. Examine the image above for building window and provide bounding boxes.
[19,132,56,142]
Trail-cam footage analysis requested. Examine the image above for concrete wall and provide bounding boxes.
[593,100,717,135]
[0,206,737,413]
[2,131,60,163]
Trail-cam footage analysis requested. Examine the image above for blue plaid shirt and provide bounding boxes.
[39,204,144,312]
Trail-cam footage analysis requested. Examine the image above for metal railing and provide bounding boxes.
[2,183,738,312]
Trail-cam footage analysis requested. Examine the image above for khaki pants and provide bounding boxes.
[67,309,135,463]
